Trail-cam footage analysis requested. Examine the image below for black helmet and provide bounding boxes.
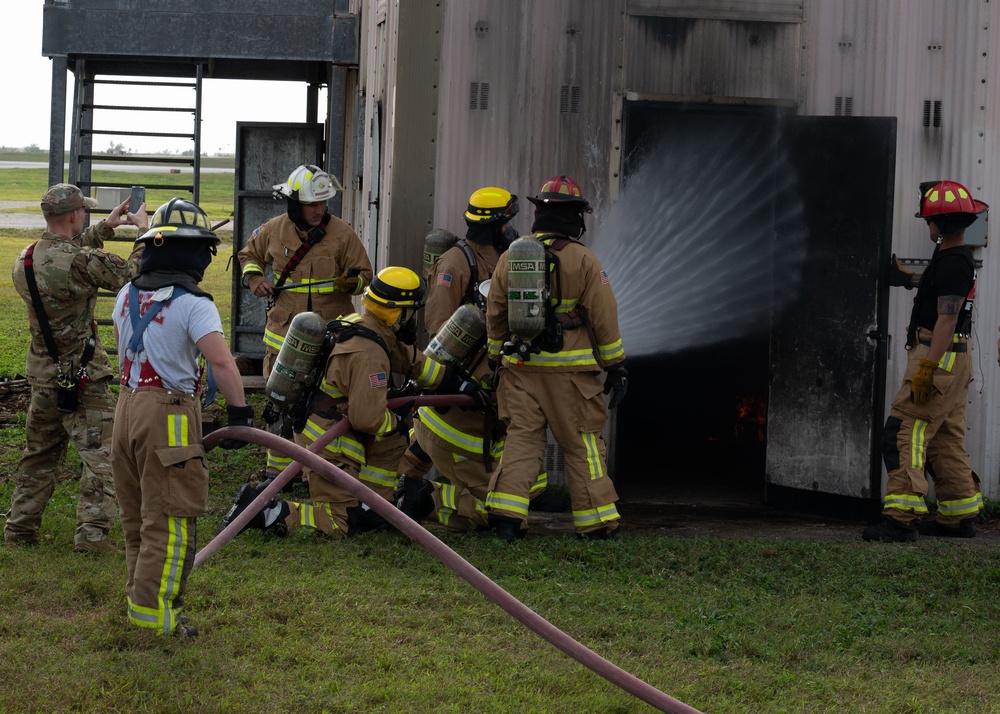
[139,198,219,245]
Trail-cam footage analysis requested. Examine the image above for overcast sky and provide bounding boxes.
[4,3,325,155]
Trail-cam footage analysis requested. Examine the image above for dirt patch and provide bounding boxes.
[0,378,30,425]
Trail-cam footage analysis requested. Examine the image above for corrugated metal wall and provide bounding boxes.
[368,0,1000,500]
[802,0,997,498]
[433,2,624,225]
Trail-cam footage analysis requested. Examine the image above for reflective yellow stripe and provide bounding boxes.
[553,298,578,313]
[573,502,620,528]
[418,406,504,455]
[319,378,345,399]
[937,352,957,373]
[242,263,264,277]
[167,414,189,447]
[375,410,394,437]
[295,502,316,529]
[502,348,598,368]
[263,328,285,351]
[530,472,548,494]
[416,357,445,388]
[582,432,605,480]
[126,516,190,634]
[284,278,336,294]
[910,419,928,470]
[266,451,293,472]
[302,419,367,463]
[486,490,529,516]
[884,493,928,514]
[360,462,397,489]
[938,493,984,517]
[487,338,504,357]
[599,339,625,362]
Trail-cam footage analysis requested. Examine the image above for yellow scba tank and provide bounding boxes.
[265,311,327,409]
[425,303,487,368]
[422,228,458,279]
[506,236,547,340]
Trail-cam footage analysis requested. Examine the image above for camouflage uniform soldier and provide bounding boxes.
[3,184,146,552]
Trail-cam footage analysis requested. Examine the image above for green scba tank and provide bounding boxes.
[506,236,547,340]
[265,311,327,409]
[422,228,458,279]
[424,303,486,368]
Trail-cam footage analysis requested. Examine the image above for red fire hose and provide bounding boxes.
[197,398,703,714]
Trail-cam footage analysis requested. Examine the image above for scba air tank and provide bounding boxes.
[506,236,547,340]
[425,303,486,368]
[265,311,327,408]
[422,229,458,279]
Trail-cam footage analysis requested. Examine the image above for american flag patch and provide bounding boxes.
[369,372,387,388]
[436,272,453,286]
[601,270,610,285]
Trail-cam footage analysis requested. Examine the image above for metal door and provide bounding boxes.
[230,122,325,359]
[766,116,896,500]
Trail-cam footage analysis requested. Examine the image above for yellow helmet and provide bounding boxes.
[464,186,519,225]
[364,266,425,308]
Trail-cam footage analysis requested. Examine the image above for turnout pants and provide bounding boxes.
[415,419,491,532]
[488,369,619,535]
[286,425,408,537]
[882,333,981,526]
[5,380,117,546]
[112,388,208,634]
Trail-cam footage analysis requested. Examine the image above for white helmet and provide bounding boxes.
[272,164,343,203]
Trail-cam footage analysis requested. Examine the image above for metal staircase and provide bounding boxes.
[67,59,204,216]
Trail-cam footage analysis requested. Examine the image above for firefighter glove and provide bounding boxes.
[458,379,492,412]
[888,254,915,289]
[392,401,415,438]
[334,275,361,293]
[220,404,254,449]
[603,365,629,410]
[910,358,938,406]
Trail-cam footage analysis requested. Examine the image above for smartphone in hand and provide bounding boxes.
[128,186,145,217]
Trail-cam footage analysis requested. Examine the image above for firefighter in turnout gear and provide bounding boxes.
[485,176,628,541]
[111,199,252,638]
[863,180,987,542]
[220,267,453,539]
[5,183,146,551]
[394,189,560,530]
[237,164,373,480]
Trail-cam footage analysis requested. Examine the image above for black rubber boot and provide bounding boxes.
[346,505,396,536]
[219,483,288,536]
[861,516,918,542]
[394,475,435,523]
[577,526,620,541]
[488,513,526,543]
[916,517,976,538]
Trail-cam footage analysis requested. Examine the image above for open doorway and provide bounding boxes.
[606,102,791,505]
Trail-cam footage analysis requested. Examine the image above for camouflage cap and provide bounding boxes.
[40,184,98,216]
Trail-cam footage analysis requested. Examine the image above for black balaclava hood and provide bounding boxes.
[466,220,519,252]
[530,203,586,239]
[286,197,331,234]
[133,241,215,298]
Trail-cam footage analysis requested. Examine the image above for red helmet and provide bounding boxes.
[527,175,592,212]
[915,180,988,218]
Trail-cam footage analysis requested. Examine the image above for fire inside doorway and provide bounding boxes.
[601,101,895,519]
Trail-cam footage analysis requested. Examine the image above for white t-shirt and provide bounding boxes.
[112,284,224,394]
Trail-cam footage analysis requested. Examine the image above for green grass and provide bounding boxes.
[4,176,1000,711]
[0,167,236,225]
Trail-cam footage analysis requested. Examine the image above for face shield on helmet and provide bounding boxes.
[363,267,426,343]
[273,164,343,204]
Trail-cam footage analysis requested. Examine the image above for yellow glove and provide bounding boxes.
[910,358,939,406]
[333,275,361,293]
